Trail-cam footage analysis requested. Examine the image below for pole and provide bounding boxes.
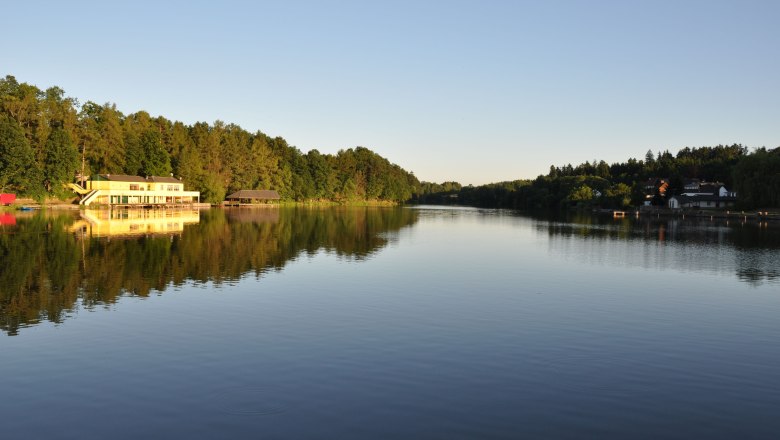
[81,143,86,188]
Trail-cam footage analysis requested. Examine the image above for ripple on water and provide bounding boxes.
[214,386,290,416]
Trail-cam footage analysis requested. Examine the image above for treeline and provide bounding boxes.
[0,75,419,203]
[416,144,780,209]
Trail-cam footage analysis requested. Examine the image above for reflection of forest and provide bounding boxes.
[540,212,780,285]
[0,207,418,335]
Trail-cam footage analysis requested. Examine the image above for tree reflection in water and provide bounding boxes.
[539,212,780,286]
[0,207,418,335]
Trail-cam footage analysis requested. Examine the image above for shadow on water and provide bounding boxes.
[535,211,780,286]
[0,206,418,335]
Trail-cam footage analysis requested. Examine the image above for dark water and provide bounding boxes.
[1,206,779,439]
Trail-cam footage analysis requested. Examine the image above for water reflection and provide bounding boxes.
[0,207,418,335]
[539,212,780,286]
[0,213,16,225]
[71,208,202,237]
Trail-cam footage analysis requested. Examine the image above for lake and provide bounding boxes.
[1,206,779,439]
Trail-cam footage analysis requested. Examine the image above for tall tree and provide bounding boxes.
[307,149,337,199]
[249,135,281,190]
[140,130,172,176]
[0,114,41,196]
[43,127,79,194]
[79,102,125,174]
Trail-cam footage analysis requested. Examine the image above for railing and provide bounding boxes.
[67,183,90,195]
[80,190,100,206]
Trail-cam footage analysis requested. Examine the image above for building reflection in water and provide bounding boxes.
[70,208,202,237]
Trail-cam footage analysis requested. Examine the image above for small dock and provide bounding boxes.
[595,209,638,218]
[594,207,780,223]
[107,203,200,209]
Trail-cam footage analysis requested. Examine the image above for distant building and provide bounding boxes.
[644,178,669,205]
[225,190,281,205]
[682,178,701,192]
[667,184,737,209]
[680,181,737,198]
[73,174,200,207]
[644,178,669,195]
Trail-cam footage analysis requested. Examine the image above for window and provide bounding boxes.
[130,184,139,190]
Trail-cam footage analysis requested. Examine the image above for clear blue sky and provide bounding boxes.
[3,0,778,185]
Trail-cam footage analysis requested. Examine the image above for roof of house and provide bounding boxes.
[226,190,281,200]
[96,174,148,183]
[146,176,182,183]
[699,183,724,194]
[95,174,182,183]
[670,195,736,203]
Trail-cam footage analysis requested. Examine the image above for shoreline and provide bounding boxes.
[2,199,402,211]
[594,207,780,222]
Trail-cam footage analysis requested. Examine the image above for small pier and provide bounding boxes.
[595,209,638,218]
[594,207,780,223]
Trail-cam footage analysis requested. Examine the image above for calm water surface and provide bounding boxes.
[1,206,779,439]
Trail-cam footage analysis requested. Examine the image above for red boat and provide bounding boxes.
[1,193,16,205]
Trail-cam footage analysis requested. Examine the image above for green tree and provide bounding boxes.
[176,144,204,187]
[307,149,338,199]
[605,183,632,208]
[200,172,226,204]
[123,130,143,175]
[140,130,172,176]
[168,121,193,174]
[568,184,594,202]
[43,127,79,194]
[0,114,42,196]
[79,102,125,174]
[732,148,780,208]
[291,152,314,200]
[249,135,280,189]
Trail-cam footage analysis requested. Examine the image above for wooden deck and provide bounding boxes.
[104,202,202,209]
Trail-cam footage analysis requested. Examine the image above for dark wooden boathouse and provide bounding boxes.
[225,190,281,205]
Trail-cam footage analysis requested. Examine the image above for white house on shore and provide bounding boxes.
[667,181,738,209]
[681,184,737,198]
[668,195,737,209]
[70,174,200,207]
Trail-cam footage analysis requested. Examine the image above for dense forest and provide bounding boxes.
[416,145,780,210]
[2,75,777,209]
[0,75,420,203]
